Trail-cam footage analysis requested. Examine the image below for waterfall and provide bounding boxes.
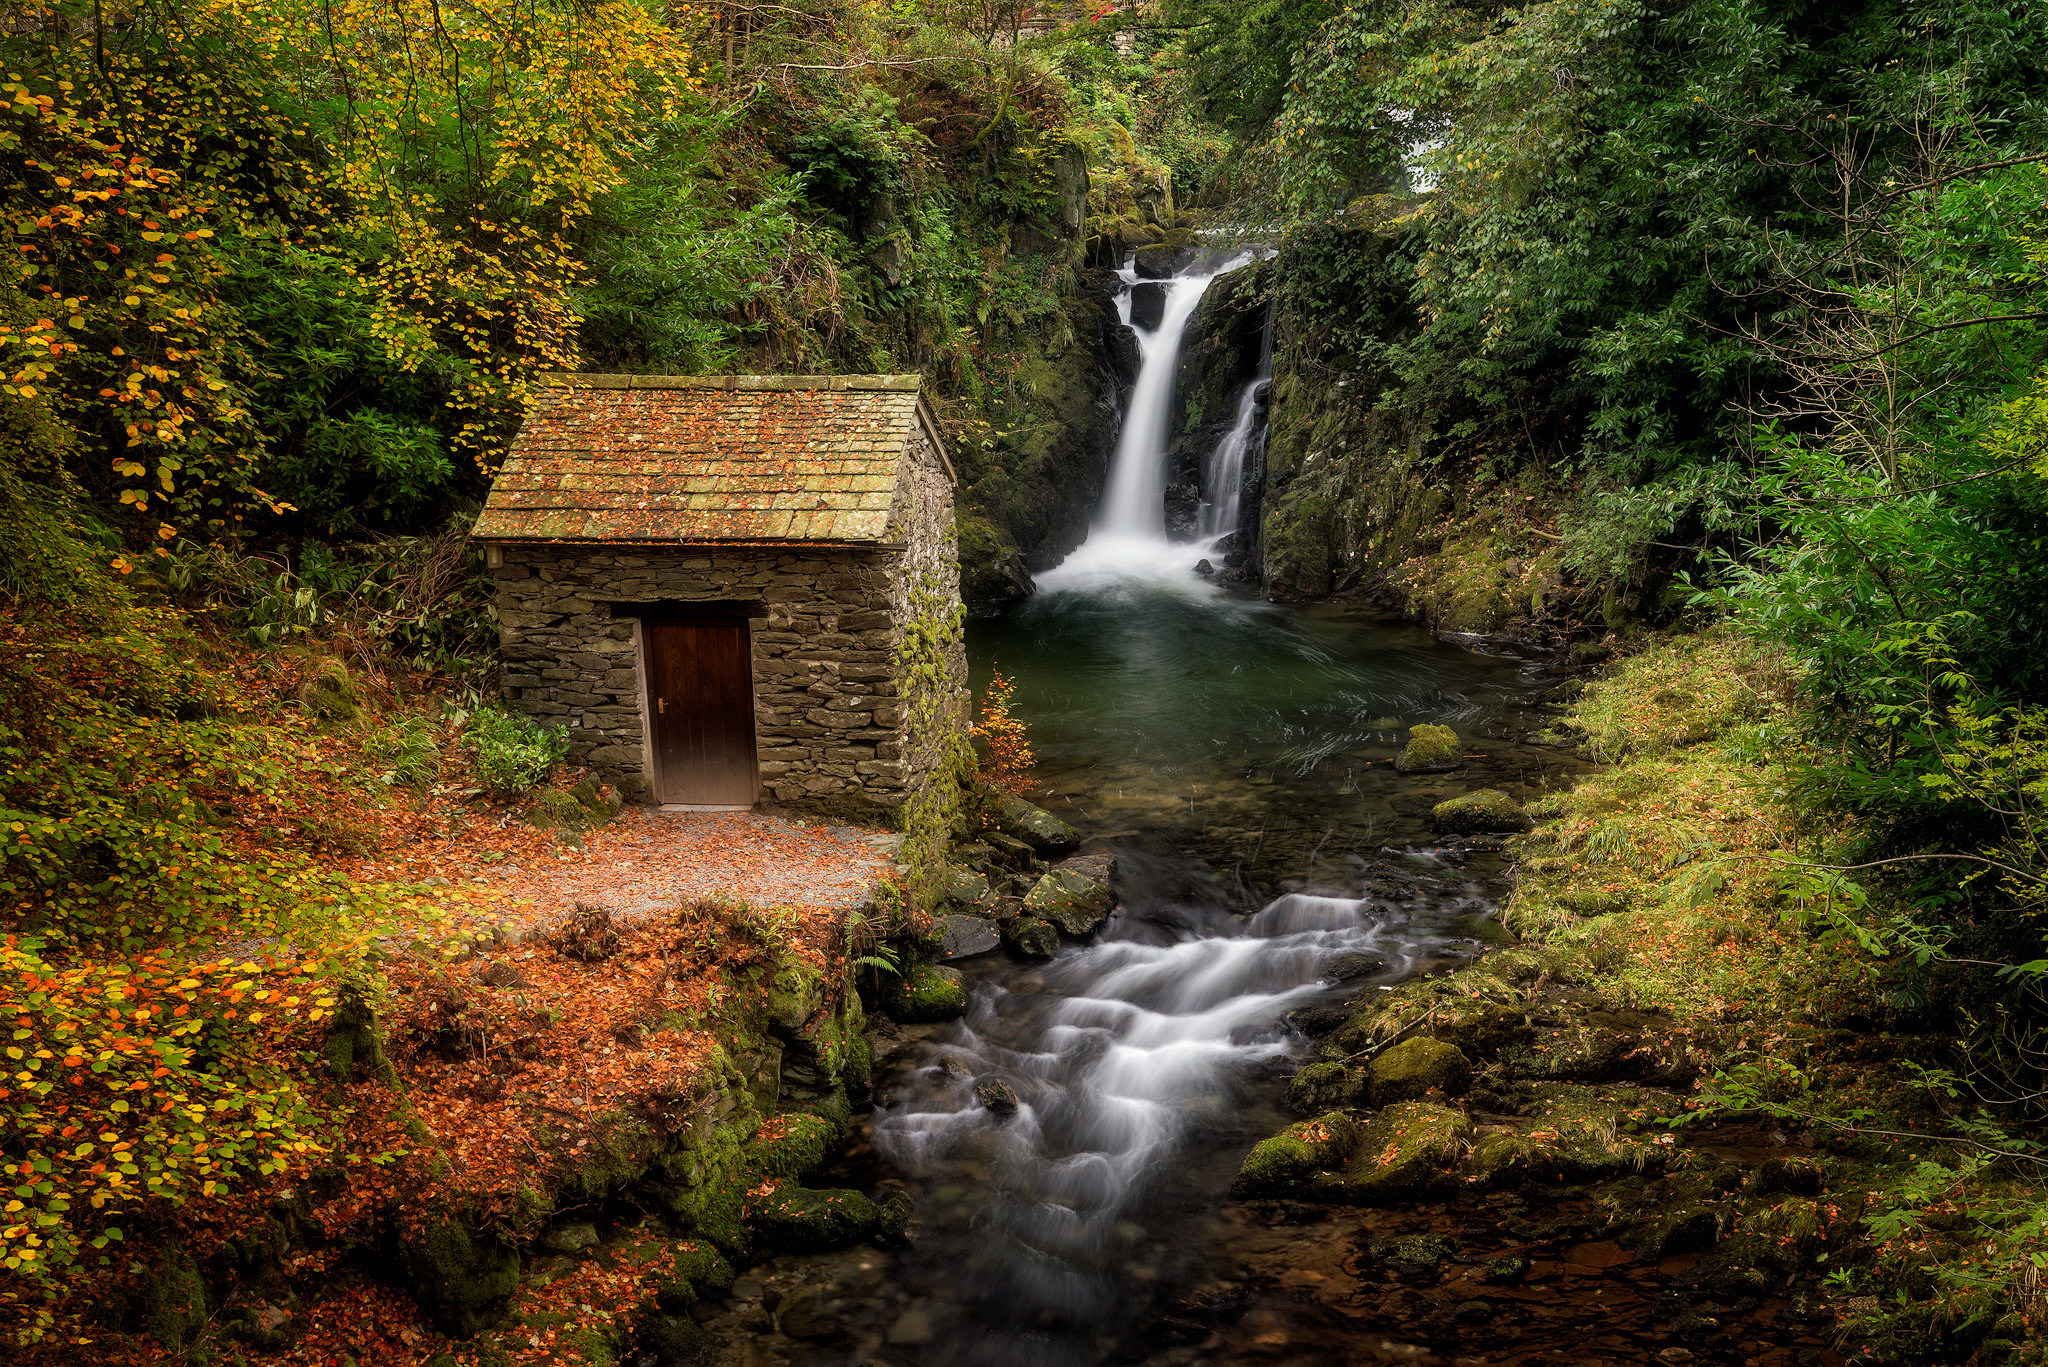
[1196,367,1267,539]
[1036,252,1259,595]
[1095,263,1225,537]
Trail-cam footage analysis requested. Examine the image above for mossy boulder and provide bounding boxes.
[882,963,967,1023]
[1395,724,1462,773]
[1234,1112,1360,1198]
[1465,1084,1672,1185]
[957,514,1037,609]
[747,1112,839,1180]
[995,795,1079,854]
[1287,1061,1367,1113]
[749,1183,887,1251]
[1021,868,1117,935]
[528,786,610,833]
[1427,1001,1532,1059]
[1002,916,1061,958]
[1431,789,1532,834]
[296,660,358,721]
[653,1240,735,1313]
[136,1243,209,1352]
[1369,1037,1472,1104]
[399,1216,521,1337]
[1345,1103,1472,1203]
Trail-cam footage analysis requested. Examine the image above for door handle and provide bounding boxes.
[658,697,667,714]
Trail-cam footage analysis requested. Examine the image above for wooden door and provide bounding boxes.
[642,617,758,807]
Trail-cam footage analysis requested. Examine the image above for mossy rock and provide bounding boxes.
[136,1243,209,1352]
[1345,1103,1472,1203]
[882,963,967,1023]
[1427,1001,1532,1059]
[1287,1061,1367,1113]
[995,795,1079,854]
[942,866,992,909]
[1002,916,1061,958]
[653,1239,735,1312]
[1466,1084,1670,1183]
[1369,1037,1472,1104]
[528,787,607,832]
[747,1112,840,1180]
[957,514,1037,609]
[749,1183,886,1251]
[1622,1203,1721,1259]
[399,1217,521,1337]
[1431,789,1532,834]
[1395,724,1462,773]
[1556,889,1627,917]
[296,661,358,721]
[1021,868,1116,935]
[1234,1112,1360,1198]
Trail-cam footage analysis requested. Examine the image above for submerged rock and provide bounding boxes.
[1369,1037,1472,1104]
[1431,788,1532,834]
[1394,724,1464,773]
[1326,952,1385,981]
[975,1077,1021,1116]
[1234,1111,1360,1198]
[883,963,967,1022]
[996,795,1080,854]
[1344,1102,1472,1203]
[1021,868,1117,935]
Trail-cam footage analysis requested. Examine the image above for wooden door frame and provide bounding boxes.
[631,606,761,809]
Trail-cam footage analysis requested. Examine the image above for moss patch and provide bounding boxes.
[1395,724,1462,773]
[1345,1103,1471,1203]
[1235,1112,1360,1198]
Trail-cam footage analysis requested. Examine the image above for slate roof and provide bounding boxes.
[472,373,948,545]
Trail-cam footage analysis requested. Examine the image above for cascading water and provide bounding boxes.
[1196,360,1269,541]
[1035,254,1256,594]
[834,255,1563,1366]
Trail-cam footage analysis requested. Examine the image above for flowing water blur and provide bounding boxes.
[855,585,1586,1367]
[719,256,1589,1366]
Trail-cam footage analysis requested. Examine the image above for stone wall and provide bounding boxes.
[489,417,966,814]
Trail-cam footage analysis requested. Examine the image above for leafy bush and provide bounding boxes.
[468,707,569,797]
[363,718,441,793]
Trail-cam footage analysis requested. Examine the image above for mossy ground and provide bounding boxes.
[1236,629,2048,1365]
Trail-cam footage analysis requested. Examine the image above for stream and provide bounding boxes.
[698,257,1592,1366]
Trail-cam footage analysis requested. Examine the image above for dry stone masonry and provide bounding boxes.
[473,374,968,818]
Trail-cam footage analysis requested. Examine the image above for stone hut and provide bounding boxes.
[472,373,969,818]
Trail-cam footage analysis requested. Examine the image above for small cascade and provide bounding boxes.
[1195,367,1267,540]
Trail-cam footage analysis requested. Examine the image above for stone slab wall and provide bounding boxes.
[494,546,907,806]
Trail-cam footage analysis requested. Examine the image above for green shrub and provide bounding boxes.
[363,718,440,792]
[468,707,569,796]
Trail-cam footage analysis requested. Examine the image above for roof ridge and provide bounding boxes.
[538,372,922,392]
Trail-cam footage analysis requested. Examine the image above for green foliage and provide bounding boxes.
[467,708,570,798]
[364,720,442,794]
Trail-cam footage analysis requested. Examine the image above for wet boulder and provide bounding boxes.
[882,963,967,1023]
[1426,1000,1532,1059]
[1368,1037,1471,1104]
[996,795,1080,854]
[1129,280,1169,330]
[1394,724,1463,773]
[934,914,1000,961]
[1055,851,1118,883]
[1344,1103,1472,1203]
[942,866,993,911]
[975,1077,1021,1116]
[1002,916,1061,958]
[1326,952,1386,981]
[1022,868,1117,935]
[1432,788,1532,834]
[1286,1060,1366,1114]
[1234,1112,1359,1198]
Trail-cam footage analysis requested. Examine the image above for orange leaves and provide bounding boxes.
[973,668,1035,795]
